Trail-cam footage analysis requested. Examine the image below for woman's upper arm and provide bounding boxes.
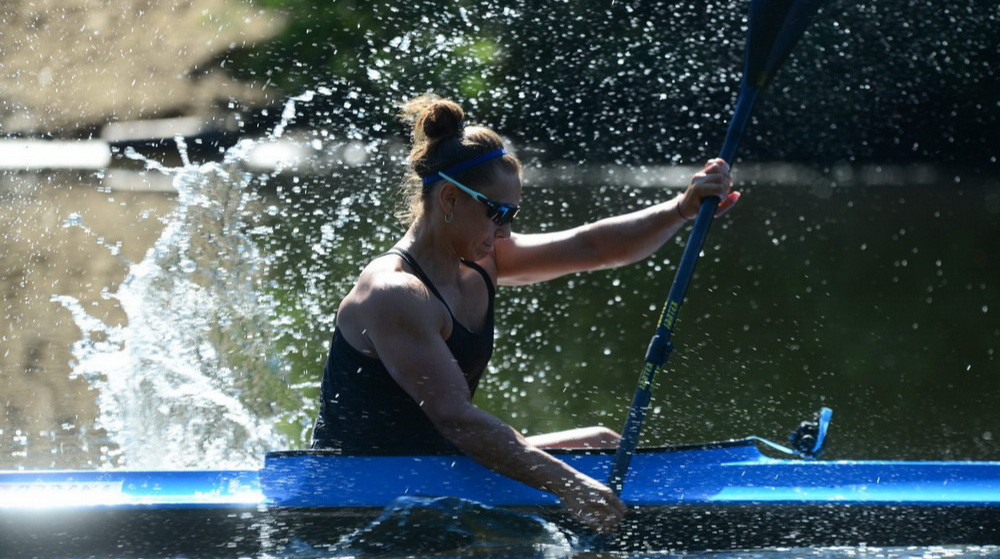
[361,283,476,422]
[493,230,600,286]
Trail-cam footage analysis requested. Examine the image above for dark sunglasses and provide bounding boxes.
[438,171,520,226]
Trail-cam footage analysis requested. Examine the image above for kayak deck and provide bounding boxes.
[0,468,261,509]
[262,439,1000,508]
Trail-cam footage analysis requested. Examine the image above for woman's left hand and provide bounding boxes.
[677,158,740,221]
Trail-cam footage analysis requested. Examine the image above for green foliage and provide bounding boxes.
[232,0,507,103]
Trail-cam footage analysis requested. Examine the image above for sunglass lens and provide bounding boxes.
[492,205,518,226]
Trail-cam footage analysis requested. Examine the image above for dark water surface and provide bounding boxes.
[477,177,1000,461]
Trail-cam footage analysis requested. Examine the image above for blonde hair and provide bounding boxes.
[395,94,521,224]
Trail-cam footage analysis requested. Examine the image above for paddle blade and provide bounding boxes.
[720,0,826,163]
[743,0,826,90]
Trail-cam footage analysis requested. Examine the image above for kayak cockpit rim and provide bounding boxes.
[265,437,768,459]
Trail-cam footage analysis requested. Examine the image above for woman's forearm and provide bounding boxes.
[434,404,586,495]
[569,159,736,271]
[572,195,689,270]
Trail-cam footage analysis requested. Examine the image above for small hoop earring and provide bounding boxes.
[444,213,454,224]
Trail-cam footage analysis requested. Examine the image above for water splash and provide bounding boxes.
[54,123,315,469]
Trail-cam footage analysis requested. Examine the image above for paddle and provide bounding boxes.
[606,0,826,495]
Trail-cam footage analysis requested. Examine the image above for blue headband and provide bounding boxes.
[421,148,507,187]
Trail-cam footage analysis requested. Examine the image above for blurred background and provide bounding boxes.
[1,0,997,470]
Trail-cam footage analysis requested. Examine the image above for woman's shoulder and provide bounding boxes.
[342,257,448,327]
[468,252,500,285]
[336,257,452,359]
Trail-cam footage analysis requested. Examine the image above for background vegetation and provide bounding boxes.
[229,0,998,168]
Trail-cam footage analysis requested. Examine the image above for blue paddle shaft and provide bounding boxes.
[607,197,720,493]
[720,85,761,165]
[607,85,759,494]
[607,0,825,497]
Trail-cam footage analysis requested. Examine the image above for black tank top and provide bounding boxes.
[311,249,495,454]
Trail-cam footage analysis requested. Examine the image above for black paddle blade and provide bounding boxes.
[743,0,826,89]
[720,0,825,163]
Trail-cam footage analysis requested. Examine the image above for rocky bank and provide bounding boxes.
[0,0,284,136]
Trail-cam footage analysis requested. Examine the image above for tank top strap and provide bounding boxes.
[384,248,457,320]
[459,259,496,300]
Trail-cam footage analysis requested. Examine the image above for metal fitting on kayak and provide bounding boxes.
[789,407,833,459]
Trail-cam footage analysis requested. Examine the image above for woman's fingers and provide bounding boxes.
[694,159,734,196]
[678,159,738,220]
[579,495,626,533]
[715,191,741,216]
[705,157,730,173]
[562,477,627,534]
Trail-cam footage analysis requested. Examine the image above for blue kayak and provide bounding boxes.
[1,438,998,556]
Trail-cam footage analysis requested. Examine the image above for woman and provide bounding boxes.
[312,94,739,533]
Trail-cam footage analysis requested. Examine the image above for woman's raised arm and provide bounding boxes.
[494,159,739,286]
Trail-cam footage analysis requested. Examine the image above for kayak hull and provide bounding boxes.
[2,439,998,557]
[262,439,1000,509]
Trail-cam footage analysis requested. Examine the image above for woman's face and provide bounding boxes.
[449,170,522,261]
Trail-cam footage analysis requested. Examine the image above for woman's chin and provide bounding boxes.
[472,243,493,260]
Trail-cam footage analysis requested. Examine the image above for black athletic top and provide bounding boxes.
[310,249,495,454]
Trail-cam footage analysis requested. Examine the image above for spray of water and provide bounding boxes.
[53,97,330,469]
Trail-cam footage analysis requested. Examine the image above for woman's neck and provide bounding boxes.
[398,220,462,285]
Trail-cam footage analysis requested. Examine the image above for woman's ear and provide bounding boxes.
[437,183,458,214]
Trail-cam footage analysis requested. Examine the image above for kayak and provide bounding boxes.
[2,437,998,557]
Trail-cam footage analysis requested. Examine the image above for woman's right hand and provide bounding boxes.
[556,474,628,534]
[676,158,740,220]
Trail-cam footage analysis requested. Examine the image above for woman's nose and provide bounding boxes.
[495,222,512,238]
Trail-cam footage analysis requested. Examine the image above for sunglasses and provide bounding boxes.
[438,172,520,226]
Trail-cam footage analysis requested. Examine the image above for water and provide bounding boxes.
[265,544,1000,559]
[1,70,998,553]
[622,549,1000,559]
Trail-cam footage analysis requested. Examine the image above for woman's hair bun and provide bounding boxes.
[400,94,464,144]
[396,93,519,226]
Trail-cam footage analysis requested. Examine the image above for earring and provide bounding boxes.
[444,213,454,224]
